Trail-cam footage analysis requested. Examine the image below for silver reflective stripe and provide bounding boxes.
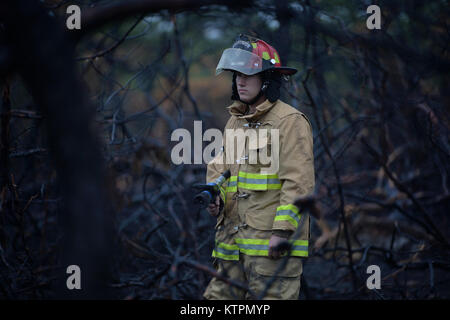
[228,180,237,187]
[238,177,280,185]
[237,243,268,251]
[237,243,308,252]
[291,244,308,252]
[276,209,301,224]
[215,246,239,256]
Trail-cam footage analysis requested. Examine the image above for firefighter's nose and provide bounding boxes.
[236,74,246,86]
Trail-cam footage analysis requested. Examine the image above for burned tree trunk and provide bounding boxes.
[1,0,113,298]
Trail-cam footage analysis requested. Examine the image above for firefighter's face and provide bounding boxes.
[236,72,262,103]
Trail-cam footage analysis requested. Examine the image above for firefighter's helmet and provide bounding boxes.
[216,34,297,76]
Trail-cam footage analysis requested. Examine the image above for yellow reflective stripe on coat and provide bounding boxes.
[237,171,281,191]
[218,184,226,203]
[234,238,308,257]
[274,204,301,228]
[226,176,237,193]
[212,242,239,261]
[225,172,281,192]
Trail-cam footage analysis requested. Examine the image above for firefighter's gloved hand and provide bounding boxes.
[268,234,289,259]
[206,195,221,217]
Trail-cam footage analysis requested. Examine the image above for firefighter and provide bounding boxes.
[203,34,315,300]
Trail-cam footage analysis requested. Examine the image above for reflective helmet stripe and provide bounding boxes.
[274,52,280,64]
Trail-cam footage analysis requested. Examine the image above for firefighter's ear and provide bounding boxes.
[261,71,282,103]
[261,80,270,92]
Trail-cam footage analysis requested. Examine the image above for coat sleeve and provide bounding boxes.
[206,117,233,204]
[272,113,315,233]
[206,152,227,204]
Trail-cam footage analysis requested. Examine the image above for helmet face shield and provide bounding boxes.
[216,48,263,76]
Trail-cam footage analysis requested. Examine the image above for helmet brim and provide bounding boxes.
[268,66,298,76]
[217,66,298,77]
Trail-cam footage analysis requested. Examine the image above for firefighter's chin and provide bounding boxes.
[238,92,255,103]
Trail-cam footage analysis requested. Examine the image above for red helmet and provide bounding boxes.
[216,34,297,76]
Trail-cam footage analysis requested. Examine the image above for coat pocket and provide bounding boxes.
[254,256,303,278]
[247,124,279,176]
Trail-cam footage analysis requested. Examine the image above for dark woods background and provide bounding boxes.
[0,0,449,299]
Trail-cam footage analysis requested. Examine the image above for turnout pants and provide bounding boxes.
[203,227,303,300]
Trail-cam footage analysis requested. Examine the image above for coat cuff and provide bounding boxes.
[273,204,301,232]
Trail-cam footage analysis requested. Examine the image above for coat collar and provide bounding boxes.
[227,99,277,121]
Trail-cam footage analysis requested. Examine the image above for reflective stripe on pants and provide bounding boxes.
[212,239,308,259]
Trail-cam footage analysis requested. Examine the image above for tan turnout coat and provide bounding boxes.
[207,98,315,261]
